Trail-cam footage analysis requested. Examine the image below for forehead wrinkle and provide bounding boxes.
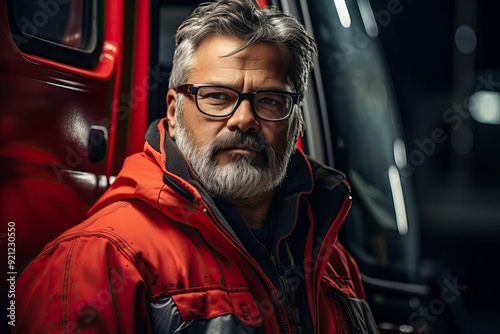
[189,36,292,90]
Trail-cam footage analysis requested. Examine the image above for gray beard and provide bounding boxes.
[174,117,296,200]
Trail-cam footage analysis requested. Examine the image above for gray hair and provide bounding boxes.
[168,0,317,98]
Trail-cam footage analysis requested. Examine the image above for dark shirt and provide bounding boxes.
[214,183,313,333]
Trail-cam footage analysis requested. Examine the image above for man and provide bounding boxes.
[15,0,379,332]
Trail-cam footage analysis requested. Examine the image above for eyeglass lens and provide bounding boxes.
[196,86,292,120]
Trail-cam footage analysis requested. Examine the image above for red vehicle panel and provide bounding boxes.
[0,0,150,270]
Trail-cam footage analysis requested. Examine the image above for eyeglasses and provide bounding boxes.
[175,84,299,122]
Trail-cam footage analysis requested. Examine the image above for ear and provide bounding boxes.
[166,89,178,138]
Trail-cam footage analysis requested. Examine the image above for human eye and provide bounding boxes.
[255,92,292,119]
[256,92,287,107]
[198,87,232,104]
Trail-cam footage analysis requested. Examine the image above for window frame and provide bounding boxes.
[6,0,104,69]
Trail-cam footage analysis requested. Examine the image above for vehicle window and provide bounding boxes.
[8,0,102,68]
[306,0,419,281]
[150,1,202,122]
[158,5,197,70]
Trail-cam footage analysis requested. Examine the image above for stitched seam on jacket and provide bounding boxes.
[167,286,252,296]
[61,239,77,332]
[37,202,152,285]
[81,230,149,282]
[37,202,130,258]
[157,184,166,208]
[39,229,151,290]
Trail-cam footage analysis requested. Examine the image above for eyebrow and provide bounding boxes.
[201,82,294,93]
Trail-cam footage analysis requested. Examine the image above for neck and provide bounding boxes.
[224,191,274,229]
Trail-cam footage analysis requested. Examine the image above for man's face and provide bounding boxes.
[166,35,299,200]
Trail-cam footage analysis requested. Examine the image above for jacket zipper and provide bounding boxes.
[312,192,352,333]
[201,206,291,334]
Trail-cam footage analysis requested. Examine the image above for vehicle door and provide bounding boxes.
[0,0,151,271]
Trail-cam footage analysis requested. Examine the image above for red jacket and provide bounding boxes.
[15,119,378,333]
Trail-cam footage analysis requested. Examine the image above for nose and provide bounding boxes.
[226,98,260,133]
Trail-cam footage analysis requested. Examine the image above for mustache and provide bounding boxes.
[209,131,270,155]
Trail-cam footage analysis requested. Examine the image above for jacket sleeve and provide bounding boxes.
[14,235,151,334]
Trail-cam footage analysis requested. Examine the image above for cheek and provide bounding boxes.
[262,122,291,153]
[183,111,224,147]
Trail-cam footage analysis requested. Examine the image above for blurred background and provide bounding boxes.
[369,0,500,328]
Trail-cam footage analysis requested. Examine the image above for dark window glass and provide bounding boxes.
[307,0,420,283]
[149,2,199,122]
[8,0,102,68]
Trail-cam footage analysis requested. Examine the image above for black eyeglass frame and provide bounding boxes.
[175,84,300,122]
